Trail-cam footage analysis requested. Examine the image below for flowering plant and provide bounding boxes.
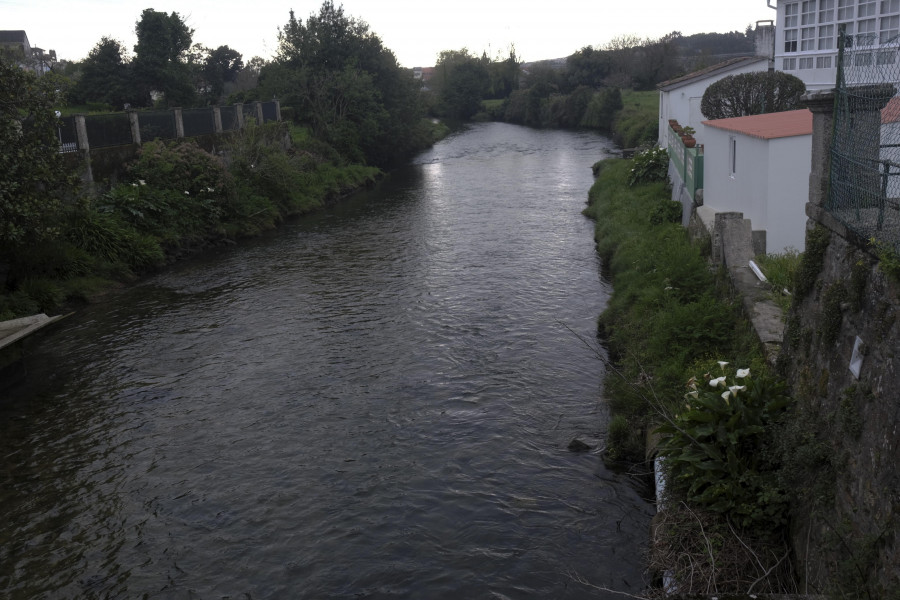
[628,146,668,187]
[655,362,792,528]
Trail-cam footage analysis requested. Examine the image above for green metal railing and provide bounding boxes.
[667,124,704,201]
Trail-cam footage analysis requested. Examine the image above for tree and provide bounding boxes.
[432,48,490,119]
[269,1,424,166]
[69,37,133,109]
[565,46,611,91]
[700,71,807,120]
[132,9,195,106]
[0,55,77,267]
[486,45,521,99]
[203,45,243,103]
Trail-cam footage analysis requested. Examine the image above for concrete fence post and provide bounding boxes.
[213,106,223,133]
[128,110,141,146]
[235,103,245,129]
[173,108,185,138]
[74,114,93,185]
[803,89,836,211]
[74,114,89,152]
[254,101,263,125]
[274,99,282,122]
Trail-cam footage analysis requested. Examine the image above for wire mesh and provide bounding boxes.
[57,116,78,153]
[242,102,260,124]
[138,111,177,143]
[182,108,216,137]
[83,113,133,148]
[220,105,239,131]
[261,101,278,123]
[831,29,900,251]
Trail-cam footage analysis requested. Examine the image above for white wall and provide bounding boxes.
[658,60,769,146]
[703,126,810,254]
[767,135,812,252]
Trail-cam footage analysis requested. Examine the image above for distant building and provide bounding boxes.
[0,30,56,74]
[0,30,32,60]
[769,0,900,90]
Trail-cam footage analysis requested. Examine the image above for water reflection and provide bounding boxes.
[1,123,651,599]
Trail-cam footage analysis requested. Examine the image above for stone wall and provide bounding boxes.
[775,90,899,596]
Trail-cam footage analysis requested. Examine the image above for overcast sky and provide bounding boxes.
[3,0,772,67]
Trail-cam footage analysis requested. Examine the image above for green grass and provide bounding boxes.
[612,90,659,148]
[755,249,802,312]
[586,159,765,462]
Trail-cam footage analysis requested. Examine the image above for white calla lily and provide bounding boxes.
[709,376,727,387]
[736,368,750,378]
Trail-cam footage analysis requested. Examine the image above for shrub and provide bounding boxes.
[701,71,806,120]
[656,363,792,529]
[628,146,668,186]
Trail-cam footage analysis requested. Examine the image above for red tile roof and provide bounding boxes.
[702,109,813,139]
[882,96,900,124]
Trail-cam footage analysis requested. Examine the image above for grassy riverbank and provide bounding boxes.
[0,120,446,321]
[585,157,800,594]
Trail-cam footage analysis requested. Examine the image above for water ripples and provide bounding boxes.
[1,123,651,599]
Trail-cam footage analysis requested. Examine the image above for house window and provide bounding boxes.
[858,17,878,44]
[802,0,818,24]
[800,56,816,68]
[820,0,835,21]
[877,48,897,62]
[729,137,737,177]
[817,55,834,67]
[786,2,800,26]
[820,23,836,47]
[837,0,855,20]
[883,0,900,14]
[785,28,799,52]
[881,14,900,42]
[859,0,878,17]
[783,57,798,69]
[802,26,818,48]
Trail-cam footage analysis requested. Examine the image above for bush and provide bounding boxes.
[628,146,668,186]
[701,71,806,120]
[656,363,792,529]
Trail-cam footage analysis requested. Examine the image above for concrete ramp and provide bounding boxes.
[0,314,65,351]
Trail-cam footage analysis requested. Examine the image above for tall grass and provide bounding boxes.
[612,90,659,148]
[586,159,765,462]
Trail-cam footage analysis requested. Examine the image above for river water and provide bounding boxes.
[0,122,652,599]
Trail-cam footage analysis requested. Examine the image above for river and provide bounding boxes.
[0,122,653,599]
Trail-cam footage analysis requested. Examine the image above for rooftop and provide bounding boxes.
[657,56,769,91]
[703,109,813,139]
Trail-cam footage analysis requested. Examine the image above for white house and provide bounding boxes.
[770,0,900,90]
[657,56,771,147]
[700,109,813,253]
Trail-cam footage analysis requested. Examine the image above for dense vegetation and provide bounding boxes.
[585,157,799,594]
[2,1,761,317]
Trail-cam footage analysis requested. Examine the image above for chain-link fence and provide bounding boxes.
[182,108,216,137]
[138,111,177,142]
[220,105,240,131]
[830,29,900,251]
